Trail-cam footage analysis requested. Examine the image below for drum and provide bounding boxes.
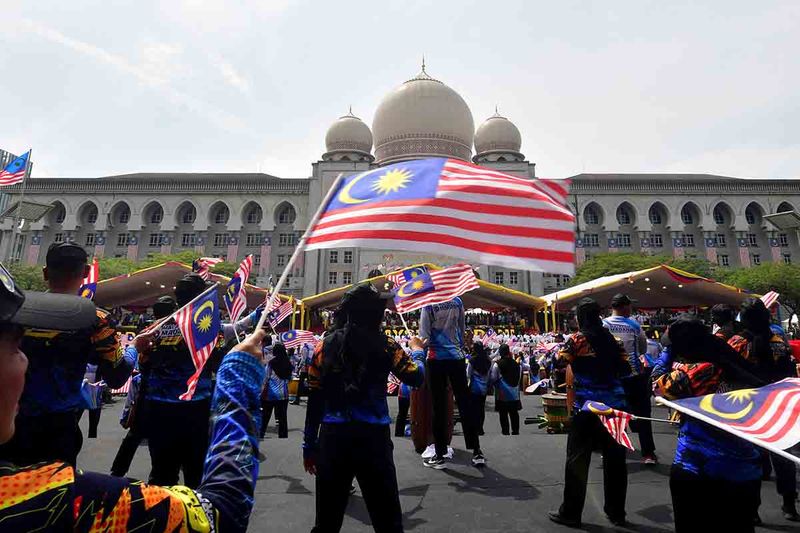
[288,378,299,397]
[410,381,454,454]
[541,392,571,434]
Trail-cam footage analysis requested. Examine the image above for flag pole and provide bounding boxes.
[398,312,411,335]
[7,149,31,264]
[256,173,345,331]
[224,299,243,343]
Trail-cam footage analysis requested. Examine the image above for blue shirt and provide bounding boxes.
[263,362,288,401]
[420,297,465,360]
[602,315,646,375]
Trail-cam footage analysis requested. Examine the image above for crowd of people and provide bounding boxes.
[0,241,798,532]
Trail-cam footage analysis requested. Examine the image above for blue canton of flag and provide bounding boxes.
[386,265,428,287]
[175,284,221,400]
[0,150,30,187]
[393,272,435,306]
[224,276,242,317]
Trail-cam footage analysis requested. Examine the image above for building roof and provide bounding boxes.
[570,173,800,194]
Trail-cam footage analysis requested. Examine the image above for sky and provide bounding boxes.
[1,0,798,180]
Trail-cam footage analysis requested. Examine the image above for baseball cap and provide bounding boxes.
[46,242,88,270]
[610,293,634,308]
[0,262,97,330]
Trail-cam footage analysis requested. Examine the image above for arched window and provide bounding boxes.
[53,204,66,224]
[150,205,163,224]
[777,202,794,213]
[213,204,230,225]
[681,206,694,225]
[584,205,599,225]
[245,204,262,224]
[616,205,632,225]
[713,206,725,225]
[648,207,662,225]
[745,207,756,225]
[277,204,296,225]
[179,204,196,224]
[117,204,130,225]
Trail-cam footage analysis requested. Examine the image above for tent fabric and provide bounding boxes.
[542,264,753,311]
[300,263,545,313]
[94,261,278,309]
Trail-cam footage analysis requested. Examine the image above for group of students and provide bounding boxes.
[548,294,799,532]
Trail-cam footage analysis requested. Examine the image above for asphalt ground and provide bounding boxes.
[78,395,796,532]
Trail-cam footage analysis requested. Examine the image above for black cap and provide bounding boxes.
[0,262,97,330]
[340,282,393,310]
[175,273,210,306]
[610,293,634,308]
[153,295,177,319]
[46,242,88,270]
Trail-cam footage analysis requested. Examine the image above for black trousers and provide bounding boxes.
[473,394,486,434]
[79,408,102,439]
[147,399,210,488]
[428,359,480,457]
[621,373,656,456]
[312,423,402,533]
[110,426,146,477]
[261,398,289,438]
[293,373,307,404]
[394,397,410,437]
[558,411,627,521]
[497,404,519,435]
[0,411,82,467]
[670,465,760,533]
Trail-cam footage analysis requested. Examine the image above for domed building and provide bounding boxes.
[3,65,800,300]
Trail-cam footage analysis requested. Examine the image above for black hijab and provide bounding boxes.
[497,344,521,385]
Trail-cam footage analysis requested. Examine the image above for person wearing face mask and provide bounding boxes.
[0,262,267,531]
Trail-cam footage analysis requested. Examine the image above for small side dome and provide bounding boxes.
[473,109,524,163]
[323,108,374,162]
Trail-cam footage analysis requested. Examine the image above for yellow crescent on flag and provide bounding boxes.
[193,300,215,324]
[337,169,382,205]
[699,394,754,420]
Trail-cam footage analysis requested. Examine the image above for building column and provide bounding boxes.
[160,231,173,255]
[126,232,139,261]
[638,231,651,255]
[769,231,782,263]
[703,232,717,264]
[26,233,42,265]
[671,231,684,258]
[195,232,207,255]
[606,231,619,253]
[259,235,271,278]
[93,232,106,258]
[575,235,586,266]
[736,232,751,268]
[226,232,240,263]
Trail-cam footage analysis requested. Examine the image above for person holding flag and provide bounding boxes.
[549,297,633,528]
[652,315,766,532]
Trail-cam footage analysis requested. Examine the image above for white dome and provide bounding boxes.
[323,110,373,159]
[372,68,474,165]
[474,111,523,159]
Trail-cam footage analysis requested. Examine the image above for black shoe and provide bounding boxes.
[423,455,446,469]
[471,452,486,467]
[782,504,800,522]
[511,431,519,435]
[548,511,581,528]
[607,514,628,527]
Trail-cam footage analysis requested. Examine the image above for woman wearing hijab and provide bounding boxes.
[467,341,491,435]
[489,344,524,435]
[549,298,633,528]
[728,298,799,522]
[261,341,293,439]
[653,314,765,532]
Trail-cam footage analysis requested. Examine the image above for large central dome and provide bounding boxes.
[372,67,474,165]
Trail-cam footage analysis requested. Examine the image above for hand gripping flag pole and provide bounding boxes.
[256,174,345,332]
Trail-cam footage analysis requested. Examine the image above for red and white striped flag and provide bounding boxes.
[174,285,220,400]
[267,298,293,328]
[78,258,99,299]
[534,178,571,209]
[0,150,30,187]
[582,401,634,450]
[305,158,575,275]
[393,263,479,314]
[192,257,223,281]
[224,255,253,323]
[761,291,780,310]
[279,329,317,350]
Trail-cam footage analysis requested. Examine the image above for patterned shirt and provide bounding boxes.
[558,332,630,411]
[0,350,265,532]
[263,362,289,401]
[728,333,796,381]
[19,307,134,417]
[652,359,761,481]
[419,297,466,360]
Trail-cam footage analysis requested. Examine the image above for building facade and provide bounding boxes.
[2,67,799,298]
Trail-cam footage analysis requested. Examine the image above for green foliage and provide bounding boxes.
[717,263,800,313]
[210,262,238,278]
[7,263,47,291]
[669,257,717,279]
[94,251,231,281]
[571,253,718,286]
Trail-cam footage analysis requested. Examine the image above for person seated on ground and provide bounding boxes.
[0,262,266,531]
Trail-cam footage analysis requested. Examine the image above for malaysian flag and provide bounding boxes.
[174,284,221,400]
[224,255,253,322]
[0,150,30,187]
[761,291,780,310]
[582,401,635,450]
[386,266,428,288]
[534,178,571,209]
[279,329,317,350]
[305,158,575,275]
[393,263,479,314]
[192,257,223,280]
[657,378,800,461]
[267,298,293,328]
[79,258,99,300]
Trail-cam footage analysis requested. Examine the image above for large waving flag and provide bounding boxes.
[657,378,800,464]
[0,150,30,187]
[79,258,99,300]
[175,284,221,400]
[305,158,575,275]
[192,257,223,281]
[386,266,428,288]
[224,255,253,322]
[582,401,634,450]
[267,298,293,329]
[393,263,479,314]
[534,178,571,209]
[279,329,317,350]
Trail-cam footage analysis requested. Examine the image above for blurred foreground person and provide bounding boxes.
[550,297,632,528]
[653,314,765,533]
[303,283,425,532]
[0,262,266,531]
[0,243,135,467]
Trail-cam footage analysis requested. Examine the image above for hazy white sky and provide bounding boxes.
[1,0,798,180]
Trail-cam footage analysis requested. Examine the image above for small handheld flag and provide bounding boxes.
[761,291,780,310]
[79,258,99,300]
[174,284,221,400]
[393,263,478,314]
[224,255,253,323]
[279,329,317,350]
[581,401,634,450]
[0,151,30,187]
[192,257,223,281]
[386,266,428,288]
[267,298,293,329]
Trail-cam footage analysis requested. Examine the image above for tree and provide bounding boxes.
[7,263,47,291]
[717,263,800,316]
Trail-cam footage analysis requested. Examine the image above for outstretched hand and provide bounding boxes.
[233,329,268,361]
